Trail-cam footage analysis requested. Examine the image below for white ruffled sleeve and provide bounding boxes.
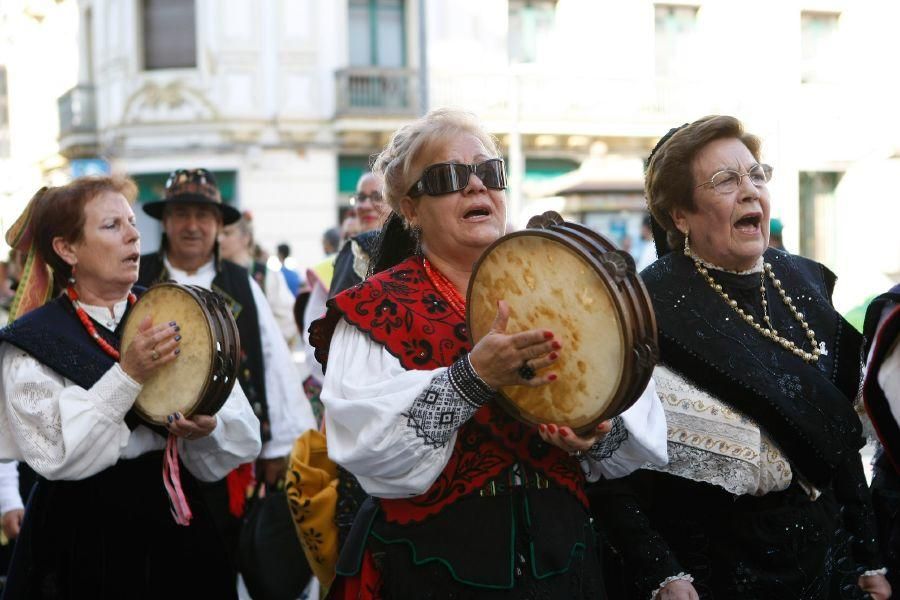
[0,343,136,480]
[0,460,24,514]
[581,376,668,481]
[321,320,457,498]
[177,382,262,481]
[249,278,317,459]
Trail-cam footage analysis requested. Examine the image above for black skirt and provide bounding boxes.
[3,451,235,600]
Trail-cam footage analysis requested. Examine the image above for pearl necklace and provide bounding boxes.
[686,251,821,363]
[66,285,137,361]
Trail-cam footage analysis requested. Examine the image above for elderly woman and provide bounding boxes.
[595,116,889,600]
[309,109,667,598]
[0,177,261,599]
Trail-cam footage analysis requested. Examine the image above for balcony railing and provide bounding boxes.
[335,68,419,116]
[58,85,97,137]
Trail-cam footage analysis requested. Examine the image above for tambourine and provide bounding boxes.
[120,282,241,425]
[466,211,658,435]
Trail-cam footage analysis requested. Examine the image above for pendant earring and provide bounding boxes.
[683,232,691,257]
[411,225,422,255]
[68,265,76,285]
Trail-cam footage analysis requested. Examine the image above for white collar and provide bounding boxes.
[79,298,131,332]
[163,256,216,279]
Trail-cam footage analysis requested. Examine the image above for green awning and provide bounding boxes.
[338,156,371,194]
[133,171,237,205]
[524,157,579,182]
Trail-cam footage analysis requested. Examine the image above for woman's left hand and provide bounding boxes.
[166,412,217,441]
[538,420,612,455]
[858,573,891,600]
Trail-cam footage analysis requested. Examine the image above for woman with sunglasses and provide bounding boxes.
[308,109,666,598]
[593,116,889,599]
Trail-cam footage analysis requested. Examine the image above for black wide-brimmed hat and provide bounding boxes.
[142,168,241,225]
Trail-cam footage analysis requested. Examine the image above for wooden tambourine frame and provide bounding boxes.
[466,211,658,435]
[120,282,241,425]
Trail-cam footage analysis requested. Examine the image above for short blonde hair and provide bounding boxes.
[371,108,502,221]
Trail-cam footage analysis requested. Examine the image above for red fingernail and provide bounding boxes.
[548,424,557,433]
[551,341,561,350]
[560,429,569,438]
[548,373,557,381]
[544,331,554,339]
[549,352,558,360]
[539,424,546,432]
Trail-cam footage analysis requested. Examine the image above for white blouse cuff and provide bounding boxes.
[650,573,694,599]
[90,364,142,423]
[862,567,888,577]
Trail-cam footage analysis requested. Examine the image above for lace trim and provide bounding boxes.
[693,254,763,275]
[351,238,370,281]
[650,572,694,600]
[403,357,490,449]
[647,366,793,496]
[862,567,888,577]
[586,416,627,461]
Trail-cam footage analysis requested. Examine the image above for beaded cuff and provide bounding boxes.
[404,356,494,449]
[650,572,694,600]
[449,355,495,407]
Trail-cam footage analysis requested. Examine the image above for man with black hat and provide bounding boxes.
[138,168,316,578]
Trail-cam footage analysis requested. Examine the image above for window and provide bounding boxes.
[508,0,557,64]
[799,171,842,262]
[0,66,9,157]
[801,11,840,83]
[654,4,698,79]
[348,0,405,68]
[142,0,197,70]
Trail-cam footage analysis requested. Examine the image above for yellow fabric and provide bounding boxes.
[285,429,339,589]
[306,255,335,291]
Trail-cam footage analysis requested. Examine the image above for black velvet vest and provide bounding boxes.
[138,252,270,442]
[641,248,864,487]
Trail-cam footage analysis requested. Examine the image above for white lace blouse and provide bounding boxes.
[0,298,262,484]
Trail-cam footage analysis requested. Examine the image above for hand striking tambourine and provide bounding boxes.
[466,211,658,436]
[120,282,241,425]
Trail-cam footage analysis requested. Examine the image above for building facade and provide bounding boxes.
[39,0,900,309]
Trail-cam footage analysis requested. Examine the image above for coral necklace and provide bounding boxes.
[66,284,136,360]
[423,258,466,318]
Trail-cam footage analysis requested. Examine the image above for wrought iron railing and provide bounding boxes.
[335,68,419,116]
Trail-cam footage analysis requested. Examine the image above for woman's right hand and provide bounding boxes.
[468,300,561,390]
[658,579,700,600]
[120,315,181,383]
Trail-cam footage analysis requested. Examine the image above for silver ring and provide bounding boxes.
[151,350,160,361]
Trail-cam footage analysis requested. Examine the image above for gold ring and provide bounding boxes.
[151,350,160,361]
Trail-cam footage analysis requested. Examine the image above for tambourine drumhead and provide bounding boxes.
[120,284,214,424]
[467,233,627,433]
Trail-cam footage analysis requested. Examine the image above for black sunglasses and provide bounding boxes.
[166,168,216,189]
[407,158,507,198]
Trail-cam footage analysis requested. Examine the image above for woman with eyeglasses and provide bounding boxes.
[307,109,666,598]
[592,115,889,600]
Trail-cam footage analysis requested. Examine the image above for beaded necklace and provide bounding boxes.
[66,284,137,361]
[422,258,466,318]
[685,249,820,363]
